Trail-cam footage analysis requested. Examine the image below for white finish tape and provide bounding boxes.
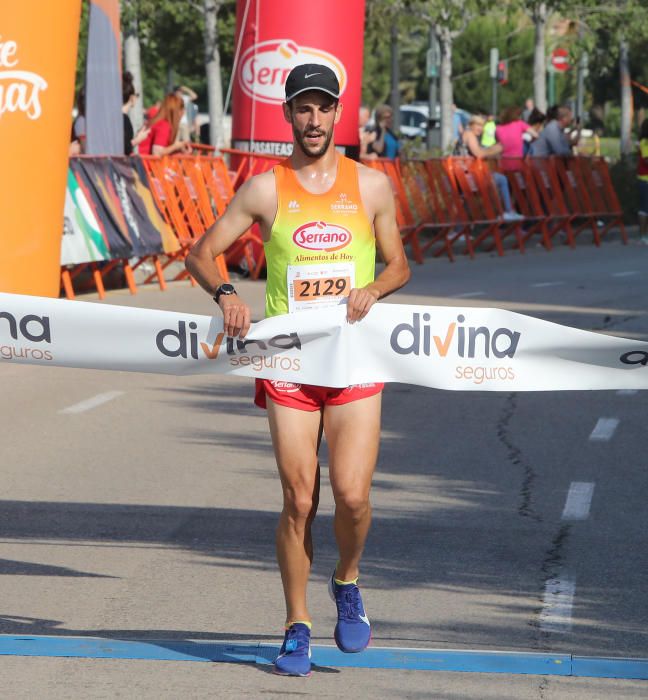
[1,293,648,391]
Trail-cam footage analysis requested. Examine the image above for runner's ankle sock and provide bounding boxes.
[334,575,359,586]
[286,620,312,630]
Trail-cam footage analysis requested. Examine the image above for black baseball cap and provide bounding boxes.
[284,63,340,102]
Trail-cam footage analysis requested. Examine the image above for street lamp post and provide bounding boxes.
[427,30,440,151]
[489,48,499,117]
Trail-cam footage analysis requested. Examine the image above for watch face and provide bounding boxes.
[214,283,236,303]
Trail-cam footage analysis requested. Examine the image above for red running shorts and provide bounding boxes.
[255,379,384,411]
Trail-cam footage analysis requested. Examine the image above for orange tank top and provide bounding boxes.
[264,155,375,318]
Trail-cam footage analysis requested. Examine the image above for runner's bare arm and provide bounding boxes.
[185,170,276,338]
[347,167,410,322]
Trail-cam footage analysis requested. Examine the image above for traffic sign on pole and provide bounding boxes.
[497,60,508,85]
[489,48,499,80]
[550,48,570,73]
[426,36,440,79]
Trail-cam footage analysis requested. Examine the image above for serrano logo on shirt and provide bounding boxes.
[293,221,352,252]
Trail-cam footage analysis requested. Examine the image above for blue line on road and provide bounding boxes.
[0,636,647,680]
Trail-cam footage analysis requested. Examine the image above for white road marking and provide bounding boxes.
[59,391,124,414]
[454,291,485,298]
[561,482,595,521]
[531,281,565,288]
[611,271,639,278]
[617,389,638,396]
[589,417,619,441]
[539,575,576,634]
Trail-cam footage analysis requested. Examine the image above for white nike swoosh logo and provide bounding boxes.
[304,73,321,79]
[359,614,370,625]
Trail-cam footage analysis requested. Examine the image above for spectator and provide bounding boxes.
[460,115,523,221]
[522,108,546,156]
[358,105,376,160]
[452,103,468,142]
[174,84,198,142]
[638,118,648,244]
[495,105,529,171]
[122,72,145,156]
[545,105,559,122]
[522,97,534,122]
[144,103,160,125]
[137,93,191,156]
[69,88,86,156]
[367,104,399,159]
[123,88,150,155]
[481,113,497,147]
[531,106,579,156]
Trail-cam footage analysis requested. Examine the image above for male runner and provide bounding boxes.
[186,64,410,677]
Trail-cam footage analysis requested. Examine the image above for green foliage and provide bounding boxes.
[362,0,419,107]
[452,13,535,114]
[139,2,204,104]
[74,0,90,96]
[75,0,236,112]
[73,0,648,133]
[406,0,486,37]
[559,0,646,130]
[362,4,394,107]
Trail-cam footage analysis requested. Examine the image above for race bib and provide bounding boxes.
[287,263,355,313]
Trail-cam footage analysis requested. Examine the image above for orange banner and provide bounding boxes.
[0,2,81,296]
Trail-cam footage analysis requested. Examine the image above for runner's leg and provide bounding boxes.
[267,399,323,624]
[324,393,381,581]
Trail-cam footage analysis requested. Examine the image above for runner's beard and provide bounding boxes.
[293,125,333,158]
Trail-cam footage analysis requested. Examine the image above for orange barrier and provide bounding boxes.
[363,158,424,263]
[60,261,125,301]
[574,156,628,244]
[364,158,462,263]
[220,148,281,188]
[374,155,626,264]
[447,157,525,255]
[423,159,475,258]
[399,161,459,261]
[547,157,627,246]
[501,159,556,250]
[189,143,217,154]
[218,148,283,279]
[141,154,231,286]
[63,152,626,298]
[552,157,602,244]
[61,154,233,299]
[366,157,534,260]
[526,157,576,247]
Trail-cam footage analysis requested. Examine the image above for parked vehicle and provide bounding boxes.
[399,103,436,139]
[399,103,470,140]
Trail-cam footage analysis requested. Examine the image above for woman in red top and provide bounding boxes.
[138,93,191,156]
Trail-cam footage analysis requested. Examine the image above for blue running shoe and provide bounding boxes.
[328,571,371,653]
[273,622,312,677]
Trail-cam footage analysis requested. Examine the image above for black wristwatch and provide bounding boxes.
[213,283,236,305]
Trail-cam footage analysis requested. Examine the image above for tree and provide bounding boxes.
[523,1,551,113]
[122,0,145,130]
[407,0,488,151]
[452,13,536,115]
[364,1,405,118]
[203,0,226,147]
[572,0,648,154]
